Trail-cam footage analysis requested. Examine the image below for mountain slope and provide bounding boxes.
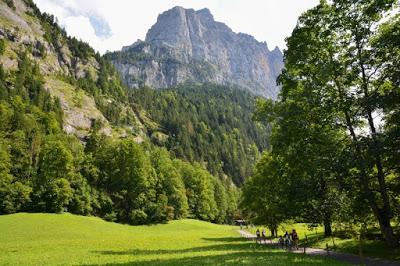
[0,0,240,226]
[107,6,284,99]
[130,84,269,184]
[0,0,145,139]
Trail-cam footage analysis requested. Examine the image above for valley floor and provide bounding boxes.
[0,213,347,265]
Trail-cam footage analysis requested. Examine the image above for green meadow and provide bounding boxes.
[0,213,348,265]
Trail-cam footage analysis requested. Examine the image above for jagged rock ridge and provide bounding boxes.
[108,6,284,99]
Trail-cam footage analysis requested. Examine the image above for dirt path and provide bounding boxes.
[238,230,400,266]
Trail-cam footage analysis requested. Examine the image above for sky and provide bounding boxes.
[33,0,319,54]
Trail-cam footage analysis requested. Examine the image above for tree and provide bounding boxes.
[241,153,288,236]
[33,140,74,212]
[150,147,188,220]
[0,39,5,55]
[213,178,228,223]
[174,160,217,221]
[0,139,31,214]
[266,0,399,247]
[95,139,156,224]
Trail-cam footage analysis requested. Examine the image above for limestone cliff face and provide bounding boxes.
[109,6,284,99]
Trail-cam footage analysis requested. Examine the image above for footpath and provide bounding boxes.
[238,230,400,266]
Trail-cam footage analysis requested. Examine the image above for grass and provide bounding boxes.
[249,222,400,262]
[0,213,348,265]
[304,233,400,261]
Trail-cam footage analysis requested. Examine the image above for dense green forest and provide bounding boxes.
[0,0,239,225]
[20,0,268,186]
[129,85,269,184]
[0,54,238,224]
[242,0,400,248]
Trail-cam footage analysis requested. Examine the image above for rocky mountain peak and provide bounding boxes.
[196,8,213,19]
[110,6,284,99]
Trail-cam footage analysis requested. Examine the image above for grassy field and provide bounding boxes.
[0,213,348,265]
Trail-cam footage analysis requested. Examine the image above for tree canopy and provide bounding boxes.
[242,0,400,248]
[129,85,269,185]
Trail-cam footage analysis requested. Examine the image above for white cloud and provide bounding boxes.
[33,0,319,54]
[62,15,96,42]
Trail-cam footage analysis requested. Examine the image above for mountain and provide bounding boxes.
[0,0,239,224]
[0,0,269,185]
[0,0,147,140]
[107,6,284,99]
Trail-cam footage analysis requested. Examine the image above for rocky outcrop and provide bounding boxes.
[0,0,146,139]
[110,6,283,99]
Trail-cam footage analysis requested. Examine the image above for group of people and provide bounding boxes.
[249,227,300,250]
[253,228,299,249]
[278,230,299,249]
[255,228,267,243]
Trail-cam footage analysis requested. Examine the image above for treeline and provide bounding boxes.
[242,1,400,248]
[0,54,239,224]
[129,85,269,184]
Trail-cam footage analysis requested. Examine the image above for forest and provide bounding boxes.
[241,0,400,249]
[129,85,269,185]
[0,48,238,225]
[0,0,246,226]
[2,0,400,256]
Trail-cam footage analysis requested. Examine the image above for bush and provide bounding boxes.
[129,209,148,225]
[47,178,73,213]
[0,39,5,55]
[0,175,31,214]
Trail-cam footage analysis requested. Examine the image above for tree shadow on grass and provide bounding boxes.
[92,242,260,256]
[202,237,244,242]
[87,241,347,266]
[82,250,346,266]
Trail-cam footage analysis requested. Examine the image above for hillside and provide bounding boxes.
[107,6,283,99]
[130,84,269,184]
[0,0,147,139]
[0,0,272,187]
[0,213,348,265]
[0,0,238,225]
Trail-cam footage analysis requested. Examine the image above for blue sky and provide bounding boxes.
[33,0,319,54]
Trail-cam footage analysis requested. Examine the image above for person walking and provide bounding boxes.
[256,229,261,243]
[292,229,299,250]
[278,235,284,248]
[261,228,266,243]
[284,231,291,249]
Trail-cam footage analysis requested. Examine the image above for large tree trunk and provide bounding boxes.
[270,225,278,237]
[338,90,398,248]
[356,41,398,249]
[374,208,398,248]
[324,217,332,237]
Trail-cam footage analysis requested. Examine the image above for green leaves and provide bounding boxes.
[246,0,400,245]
